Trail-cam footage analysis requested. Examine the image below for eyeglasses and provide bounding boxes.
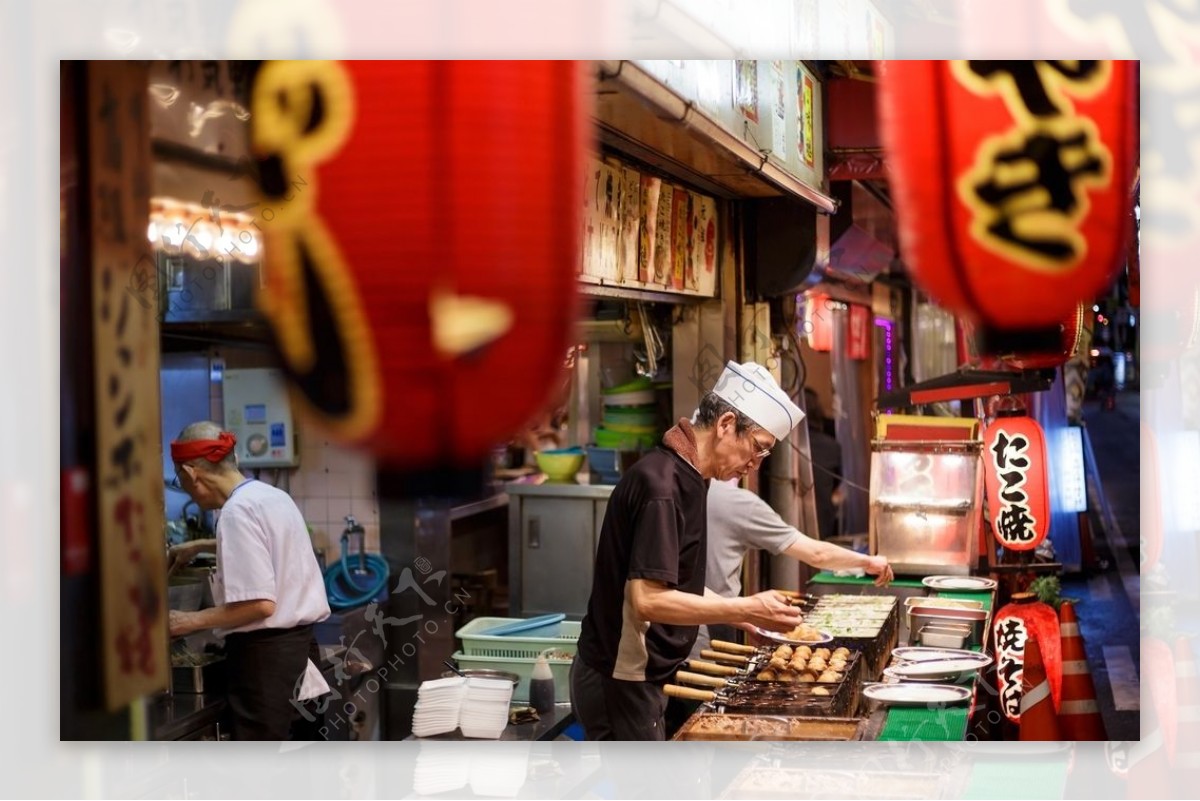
[747,432,775,461]
[170,467,186,489]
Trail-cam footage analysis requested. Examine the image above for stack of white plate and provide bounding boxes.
[410,677,466,738]
[458,677,515,739]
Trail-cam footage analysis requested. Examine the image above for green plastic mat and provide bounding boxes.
[811,572,926,588]
[877,705,970,741]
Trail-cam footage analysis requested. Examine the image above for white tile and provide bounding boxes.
[1104,645,1141,711]
[328,472,353,498]
[301,496,327,526]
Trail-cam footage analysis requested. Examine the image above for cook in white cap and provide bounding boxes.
[571,361,805,741]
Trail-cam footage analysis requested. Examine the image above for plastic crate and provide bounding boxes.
[452,651,574,704]
[456,616,581,660]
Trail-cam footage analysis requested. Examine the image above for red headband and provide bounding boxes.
[171,431,237,463]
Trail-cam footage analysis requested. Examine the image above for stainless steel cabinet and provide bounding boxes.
[507,481,614,619]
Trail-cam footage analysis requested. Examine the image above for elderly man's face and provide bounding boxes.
[712,413,776,480]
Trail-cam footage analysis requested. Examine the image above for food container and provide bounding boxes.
[903,596,984,631]
[908,607,988,647]
[917,623,972,649]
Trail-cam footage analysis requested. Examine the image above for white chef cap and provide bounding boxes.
[711,361,805,441]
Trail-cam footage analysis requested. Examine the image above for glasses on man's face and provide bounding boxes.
[170,468,185,489]
[747,432,775,461]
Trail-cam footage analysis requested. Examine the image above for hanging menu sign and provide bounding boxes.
[88,61,169,709]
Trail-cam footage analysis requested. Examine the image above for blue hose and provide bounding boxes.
[323,535,390,611]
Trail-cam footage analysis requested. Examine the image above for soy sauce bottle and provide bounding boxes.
[529,648,557,714]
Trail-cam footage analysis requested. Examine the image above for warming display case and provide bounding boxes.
[868,415,984,576]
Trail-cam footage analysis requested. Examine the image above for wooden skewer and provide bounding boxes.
[700,649,749,665]
[675,671,728,689]
[663,684,716,702]
[683,659,740,677]
[710,639,757,655]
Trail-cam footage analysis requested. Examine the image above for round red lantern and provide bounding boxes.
[993,592,1063,723]
[983,412,1051,551]
[248,61,589,468]
[877,60,1137,331]
[963,303,1085,370]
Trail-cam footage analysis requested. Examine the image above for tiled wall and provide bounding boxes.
[287,428,380,562]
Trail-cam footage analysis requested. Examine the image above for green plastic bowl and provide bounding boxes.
[535,449,585,481]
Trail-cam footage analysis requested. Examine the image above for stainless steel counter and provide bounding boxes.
[504,476,616,500]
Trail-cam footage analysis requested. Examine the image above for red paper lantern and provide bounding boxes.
[993,593,1063,723]
[963,303,1085,370]
[248,61,588,467]
[805,292,835,352]
[877,60,1137,331]
[847,304,870,360]
[983,413,1050,551]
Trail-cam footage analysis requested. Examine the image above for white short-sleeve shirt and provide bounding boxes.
[693,479,804,657]
[213,479,331,636]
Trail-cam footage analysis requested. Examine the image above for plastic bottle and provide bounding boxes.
[529,648,557,714]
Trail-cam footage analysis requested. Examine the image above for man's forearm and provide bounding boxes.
[804,540,875,572]
[172,599,275,635]
[633,583,743,626]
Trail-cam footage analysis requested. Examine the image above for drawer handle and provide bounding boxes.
[528,517,540,549]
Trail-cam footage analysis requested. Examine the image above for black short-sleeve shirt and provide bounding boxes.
[577,446,709,683]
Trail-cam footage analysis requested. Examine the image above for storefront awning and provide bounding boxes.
[876,368,1055,408]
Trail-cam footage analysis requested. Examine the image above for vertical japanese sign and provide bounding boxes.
[983,415,1050,550]
[735,60,758,124]
[799,71,815,168]
[88,62,169,708]
[878,60,1137,330]
[994,614,1028,722]
[770,60,786,157]
[847,304,870,360]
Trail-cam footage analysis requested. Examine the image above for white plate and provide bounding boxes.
[892,647,992,666]
[922,575,997,591]
[884,662,983,684]
[752,627,834,645]
[864,683,972,706]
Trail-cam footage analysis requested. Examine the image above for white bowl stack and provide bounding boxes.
[458,677,515,739]
[411,675,514,739]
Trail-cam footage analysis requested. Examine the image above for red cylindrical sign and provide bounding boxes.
[983,413,1050,551]
[993,593,1063,723]
[877,60,1137,330]
[249,61,589,468]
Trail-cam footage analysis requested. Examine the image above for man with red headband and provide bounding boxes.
[167,420,330,740]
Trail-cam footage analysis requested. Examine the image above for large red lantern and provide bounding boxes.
[993,593,1063,723]
[877,60,1137,331]
[248,61,588,468]
[963,303,1085,371]
[983,412,1050,551]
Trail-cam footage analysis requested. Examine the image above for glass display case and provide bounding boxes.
[869,422,984,575]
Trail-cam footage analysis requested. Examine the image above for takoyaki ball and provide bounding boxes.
[833,647,850,658]
[798,671,817,683]
[811,686,830,696]
[818,670,840,682]
[788,658,807,673]
[814,648,832,660]
[828,658,847,670]
[808,658,826,672]
[794,646,812,659]
[777,645,794,658]
[768,657,788,671]
[757,669,777,681]
[777,670,797,683]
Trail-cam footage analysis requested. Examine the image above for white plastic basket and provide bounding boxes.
[451,651,574,704]
[456,616,581,660]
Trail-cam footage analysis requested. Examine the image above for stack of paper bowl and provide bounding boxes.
[595,377,660,450]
